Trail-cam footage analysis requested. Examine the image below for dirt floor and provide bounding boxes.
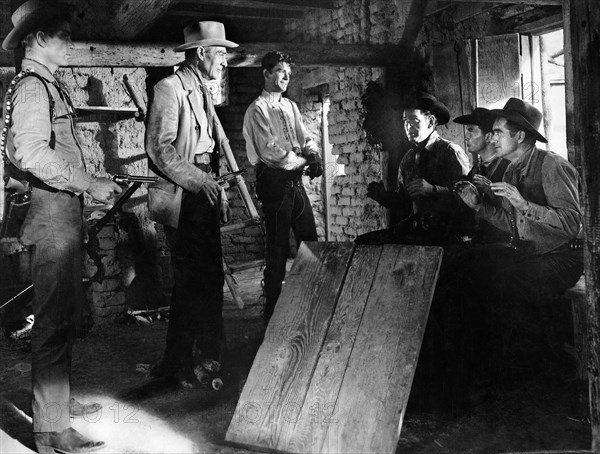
[0,266,593,454]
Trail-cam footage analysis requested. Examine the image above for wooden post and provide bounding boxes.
[564,0,600,451]
[320,93,333,241]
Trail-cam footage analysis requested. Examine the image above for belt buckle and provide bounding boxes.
[193,153,211,165]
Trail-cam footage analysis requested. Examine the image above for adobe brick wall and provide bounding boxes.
[279,0,419,241]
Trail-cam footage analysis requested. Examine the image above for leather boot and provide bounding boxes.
[34,427,105,454]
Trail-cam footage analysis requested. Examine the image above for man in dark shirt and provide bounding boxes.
[356,92,470,245]
[428,99,583,407]
[453,107,510,243]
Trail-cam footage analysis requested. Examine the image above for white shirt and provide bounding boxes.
[243,90,318,170]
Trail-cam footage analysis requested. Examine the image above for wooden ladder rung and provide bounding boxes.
[229,259,265,274]
[221,217,262,233]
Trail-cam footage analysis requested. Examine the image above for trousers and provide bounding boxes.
[256,164,317,322]
[163,187,224,369]
[19,188,84,432]
[417,242,584,407]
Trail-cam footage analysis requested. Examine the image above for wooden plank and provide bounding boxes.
[477,33,521,109]
[111,0,177,39]
[166,6,304,20]
[432,42,468,149]
[226,242,355,450]
[444,0,561,4]
[564,0,600,451]
[496,6,562,34]
[220,217,261,233]
[177,0,334,11]
[277,246,383,452]
[0,42,403,68]
[325,245,443,454]
[514,12,563,34]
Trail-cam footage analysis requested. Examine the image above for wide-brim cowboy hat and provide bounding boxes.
[491,97,548,143]
[174,21,238,52]
[396,91,451,126]
[454,107,496,133]
[2,0,69,51]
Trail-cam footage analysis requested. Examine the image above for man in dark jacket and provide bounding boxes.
[357,92,471,245]
[453,107,510,243]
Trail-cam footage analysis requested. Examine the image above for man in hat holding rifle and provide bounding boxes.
[357,91,471,244]
[2,0,122,452]
[145,22,236,387]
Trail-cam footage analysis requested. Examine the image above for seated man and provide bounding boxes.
[356,92,471,245]
[426,98,583,407]
[453,107,510,243]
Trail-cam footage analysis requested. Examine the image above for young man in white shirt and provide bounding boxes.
[243,51,322,323]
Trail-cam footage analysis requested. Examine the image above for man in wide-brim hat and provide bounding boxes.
[453,107,510,243]
[145,22,238,387]
[357,91,471,245]
[2,0,123,452]
[446,97,583,397]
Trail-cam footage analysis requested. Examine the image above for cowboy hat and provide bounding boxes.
[398,91,451,126]
[173,21,238,52]
[491,98,547,143]
[2,0,69,51]
[454,107,496,133]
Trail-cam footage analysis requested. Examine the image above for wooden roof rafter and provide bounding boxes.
[166,4,305,20]
[176,0,334,12]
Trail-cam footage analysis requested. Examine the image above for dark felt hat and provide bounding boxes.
[400,91,451,126]
[173,21,238,52]
[454,107,496,133]
[490,97,547,143]
[2,0,69,51]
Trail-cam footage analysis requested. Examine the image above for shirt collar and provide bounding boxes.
[180,60,206,89]
[421,130,439,151]
[260,89,283,104]
[21,58,56,83]
[507,144,536,177]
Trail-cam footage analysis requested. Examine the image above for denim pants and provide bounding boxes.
[19,188,85,432]
[163,187,224,369]
[256,165,318,321]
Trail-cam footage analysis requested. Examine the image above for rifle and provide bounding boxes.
[86,174,158,283]
[122,74,146,122]
[0,175,156,323]
[216,169,246,187]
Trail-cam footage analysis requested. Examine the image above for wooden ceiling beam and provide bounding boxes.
[166,7,304,20]
[443,0,561,5]
[514,11,563,33]
[494,5,562,33]
[0,41,400,67]
[177,0,334,12]
[110,0,179,39]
